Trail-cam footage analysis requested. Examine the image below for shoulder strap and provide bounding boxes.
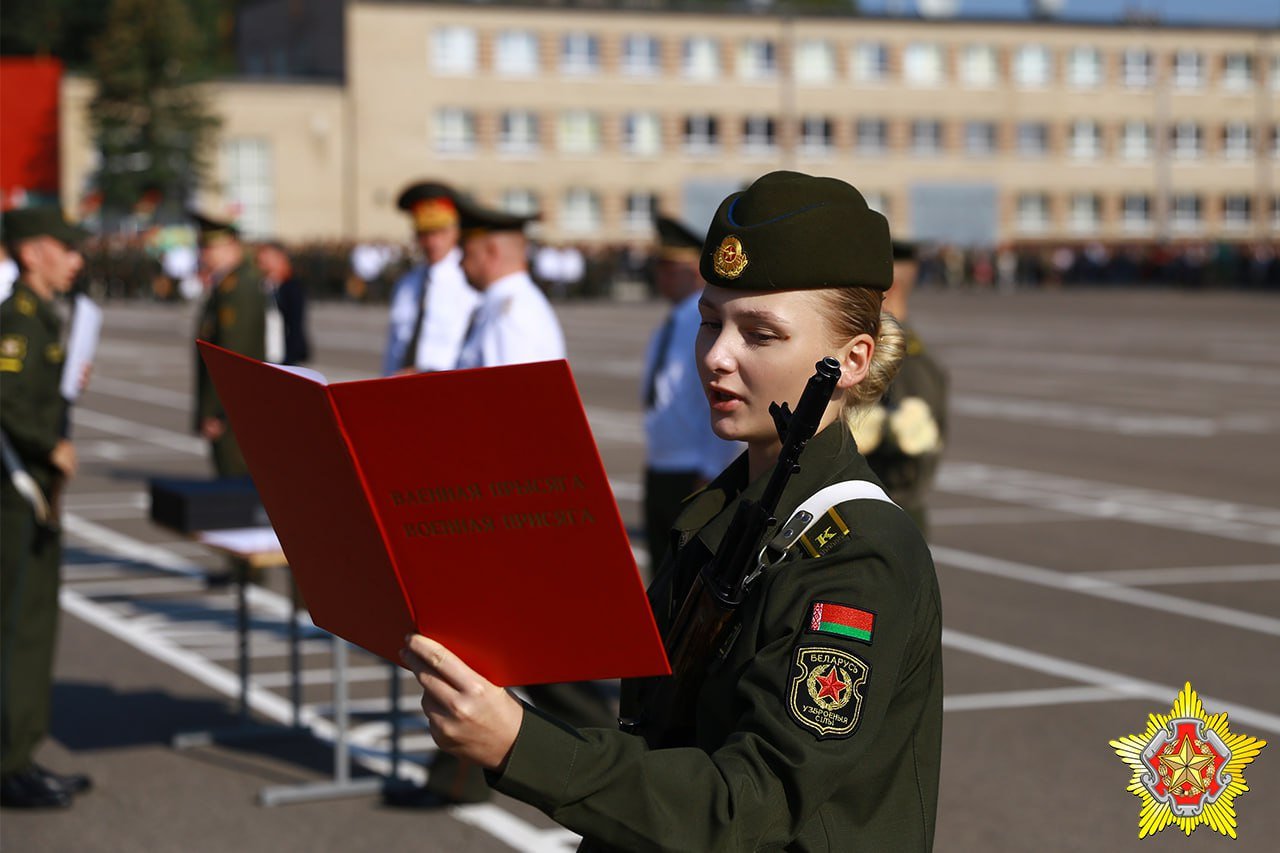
[765,480,899,559]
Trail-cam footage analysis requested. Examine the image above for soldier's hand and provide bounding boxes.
[78,362,94,394]
[200,418,226,440]
[50,439,77,478]
[400,634,523,772]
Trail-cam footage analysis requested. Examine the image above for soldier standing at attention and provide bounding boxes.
[191,211,266,478]
[857,240,949,535]
[382,181,478,375]
[399,172,943,851]
[642,214,741,567]
[0,208,93,808]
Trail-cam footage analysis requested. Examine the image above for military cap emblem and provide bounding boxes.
[787,646,868,739]
[713,235,749,280]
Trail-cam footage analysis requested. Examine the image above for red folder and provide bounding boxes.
[197,342,669,686]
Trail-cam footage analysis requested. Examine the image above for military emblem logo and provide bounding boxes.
[787,646,868,739]
[1111,682,1266,839]
[713,235,748,279]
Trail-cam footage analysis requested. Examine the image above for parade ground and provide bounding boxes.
[2,286,1278,852]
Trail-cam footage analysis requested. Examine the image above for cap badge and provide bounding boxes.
[713,235,749,280]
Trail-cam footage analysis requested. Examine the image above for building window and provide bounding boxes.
[1016,192,1050,233]
[561,32,600,76]
[1014,45,1051,88]
[622,112,662,156]
[501,188,539,217]
[432,108,476,154]
[624,191,657,232]
[911,120,942,156]
[1123,49,1152,88]
[683,37,720,80]
[1173,51,1203,89]
[1222,195,1252,230]
[1272,56,1280,92]
[795,40,835,84]
[855,118,888,155]
[1121,194,1151,231]
[852,42,889,83]
[562,188,602,233]
[1069,120,1101,160]
[495,30,539,76]
[961,45,998,87]
[800,116,834,156]
[1272,196,1280,229]
[1067,47,1101,88]
[683,114,720,154]
[1121,121,1151,160]
[738,39,777,81]
[499,110,540,155]
[903,43,943,87]
[221,138,273,239]
[1016,122,1048,157]
[622,34,660,77]
[1223,122,1253,160]
[1068,193,1100,233]
[965,121,996,157]
[1172,122,1202,159]
[558,111,602,155]
[1222,53,1254,91]
[742,116,777,155]
[431,27,477,75]
[1171,194,1202,232]
[1272,126,1280,157]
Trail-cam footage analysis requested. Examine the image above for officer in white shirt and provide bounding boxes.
[382,182,479,375]
[454,200,564,369]
[642,215,742,566]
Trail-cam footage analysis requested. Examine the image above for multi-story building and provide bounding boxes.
[60,1,1280,245]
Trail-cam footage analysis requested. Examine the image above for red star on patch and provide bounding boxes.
[815,666,847,702]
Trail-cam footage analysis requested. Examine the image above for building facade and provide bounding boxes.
[61,1,1280,245]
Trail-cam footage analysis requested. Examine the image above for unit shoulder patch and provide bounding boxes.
[786,645,869,740]
[0,334,27,372]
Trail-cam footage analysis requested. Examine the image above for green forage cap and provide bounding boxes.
[1,207,89,247]
[700,171,892,291]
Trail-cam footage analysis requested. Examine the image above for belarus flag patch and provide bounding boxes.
[807,601,875,645]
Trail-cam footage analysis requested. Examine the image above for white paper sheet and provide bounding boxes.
[60,294,103,402]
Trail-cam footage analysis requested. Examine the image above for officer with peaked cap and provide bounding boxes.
[642,214,741,567]
[382,181,478,375]
[397,171,942,851]
[453,197,565,369]
[1,208,94,808]
[190,209,266,477]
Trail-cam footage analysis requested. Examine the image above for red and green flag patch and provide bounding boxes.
[808,601,875,644]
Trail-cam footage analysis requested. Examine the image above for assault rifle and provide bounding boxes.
[622,357,843,748]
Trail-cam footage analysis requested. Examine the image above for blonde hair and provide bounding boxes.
[815,287,906,435]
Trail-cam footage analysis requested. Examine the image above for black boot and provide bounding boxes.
[35,763,92,795]
[0,767,72,809]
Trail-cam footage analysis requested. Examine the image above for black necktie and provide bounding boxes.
[400,270,430,371]
[644,311,677,409]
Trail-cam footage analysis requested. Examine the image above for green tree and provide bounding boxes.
[88,0,221,226]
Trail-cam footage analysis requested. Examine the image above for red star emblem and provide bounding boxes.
[814,666,847,702]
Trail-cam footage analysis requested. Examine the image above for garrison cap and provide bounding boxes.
[396,181,460,233]
[455,194,537,237]
[700,171,892,291]
[1,207,89,247]
[892,240,918,261]
[654,214,704,261]
[188,209,241,247]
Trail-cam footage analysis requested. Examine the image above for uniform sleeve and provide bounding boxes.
[491,533,930,853]
[222,276,267,362]
[0,312,60,463]
[491,298,565,366]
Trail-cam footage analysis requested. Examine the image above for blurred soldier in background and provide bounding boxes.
[642,214,741,566]
[857,240,949,535]
[191,212,266,478]
[0,208,92,809]
[256,241,311,366]
[382,182,478,375]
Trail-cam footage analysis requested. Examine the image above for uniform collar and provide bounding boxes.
[431,247,462,272]
[11,280,60,327]
[674,422,871,556]
[482,270,533,303]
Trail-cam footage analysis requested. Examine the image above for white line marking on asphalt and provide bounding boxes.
[930,507,1075,526]
[72,408,205,455]
[946,348,1280,387]
[943,629,1280,735]
[449,804,580,853]
[933,546,1280,637]
[1079,564,1280,586]
[943,685,1135,712]
[950,394,1261,437]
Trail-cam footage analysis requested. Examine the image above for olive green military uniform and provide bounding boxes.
[194,261,266,476]
[864,325,949,535]
[0,283,69,776]
[491,424,942,851]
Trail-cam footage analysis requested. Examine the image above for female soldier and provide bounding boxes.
[400,172,943,852]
